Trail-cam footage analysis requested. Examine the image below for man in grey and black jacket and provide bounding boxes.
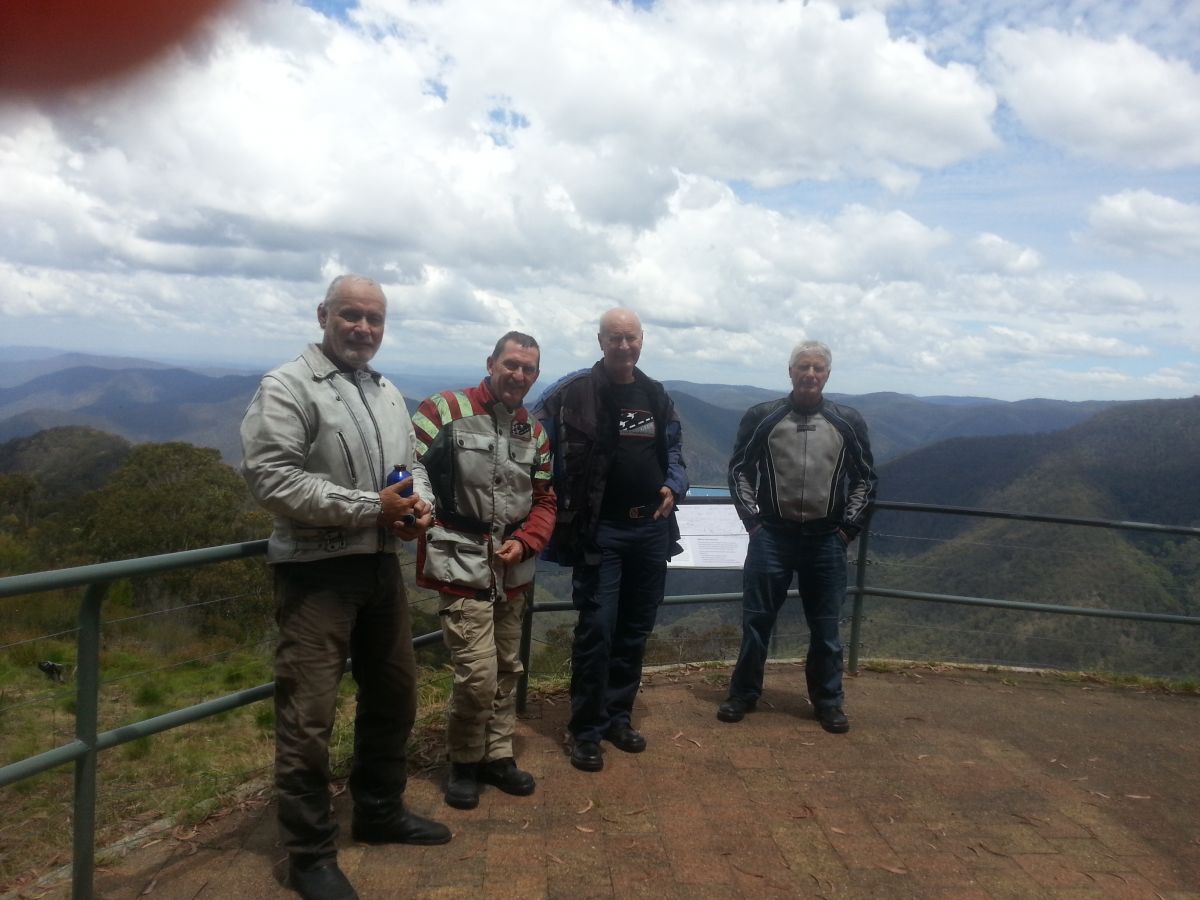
[241,274,451,900]
[718,340,876,734]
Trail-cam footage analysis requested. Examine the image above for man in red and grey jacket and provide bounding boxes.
[412,331,555,811]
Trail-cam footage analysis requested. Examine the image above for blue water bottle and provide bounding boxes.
[386,464,415,525]
[386,463,413,494]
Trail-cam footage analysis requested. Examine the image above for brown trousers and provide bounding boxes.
[273,554,416,859]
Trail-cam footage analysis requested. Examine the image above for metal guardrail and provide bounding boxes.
[0,541,444,900]
[3,499,1200,898]
[845,500,1200,673]
[514,498,1200,710]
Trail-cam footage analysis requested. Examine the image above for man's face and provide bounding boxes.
[789,352,830,406]
[487,340,540,409]
[598,310,643,383]
[318,280,386,369]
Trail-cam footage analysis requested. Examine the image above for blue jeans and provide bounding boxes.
[729,527,848,711]
[569,517,669,742]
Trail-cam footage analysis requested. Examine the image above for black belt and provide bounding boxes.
[603,504,655,521]
[436,509,519,538]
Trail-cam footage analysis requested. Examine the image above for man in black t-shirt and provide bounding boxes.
[532,308,689,772]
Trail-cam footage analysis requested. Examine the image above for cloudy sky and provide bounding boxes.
[2,0,1198,401]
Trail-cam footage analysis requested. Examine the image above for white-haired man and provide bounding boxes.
[720,340,876,734]
[241,274,451,900]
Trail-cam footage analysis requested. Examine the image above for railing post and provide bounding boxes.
[515,583,535,715]
[847,514,872,675]
[73,581,109,900]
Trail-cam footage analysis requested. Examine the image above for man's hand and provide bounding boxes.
[495,538,525,566]
[379,480,430,538]
[391,501,432,541]
[652,485,676,521]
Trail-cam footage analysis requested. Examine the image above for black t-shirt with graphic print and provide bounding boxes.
[600,381,665,520]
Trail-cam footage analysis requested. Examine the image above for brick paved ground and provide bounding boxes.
[16,663,1200,899]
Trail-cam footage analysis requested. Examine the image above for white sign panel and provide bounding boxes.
[670,503,748,569]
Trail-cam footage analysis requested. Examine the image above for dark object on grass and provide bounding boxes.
[38,660,66,683]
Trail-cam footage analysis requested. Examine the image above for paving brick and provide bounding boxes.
[42,665,1199,900]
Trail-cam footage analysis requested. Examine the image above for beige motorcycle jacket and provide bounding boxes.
[240,343,432,563]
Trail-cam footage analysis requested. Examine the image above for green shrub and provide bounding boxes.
[134,682,166,707]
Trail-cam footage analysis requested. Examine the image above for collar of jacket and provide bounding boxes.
[479,376,503,411]
[789,393,825,416]
[301,343,383,384]
[590,358,650,391]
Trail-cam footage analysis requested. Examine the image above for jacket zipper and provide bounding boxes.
[354,375,389,552]
[336,432,358,484]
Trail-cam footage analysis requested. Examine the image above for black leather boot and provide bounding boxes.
[444,761,481,810]
[286,855,358,900]
[479,757,536,795]
[351,801,452,844]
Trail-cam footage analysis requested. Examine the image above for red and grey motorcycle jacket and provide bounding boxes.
[412,378,556,599]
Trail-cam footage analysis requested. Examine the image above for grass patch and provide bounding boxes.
[122,736,153,761]
[133,682,167,708]
[0,636,459,891]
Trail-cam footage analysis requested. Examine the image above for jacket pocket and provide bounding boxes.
[503,554,537,590]
[509,440,537,467]
[421,524,491,590]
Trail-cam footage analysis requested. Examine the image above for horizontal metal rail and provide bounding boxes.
[855,586,1200,626]
[0,540,270,599]
[847,502,1200,672]
[871,499,1200,537]
[1,630,444,790]
[0,540,440,900]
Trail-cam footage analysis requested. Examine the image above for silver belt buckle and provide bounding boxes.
[628,505,643,519]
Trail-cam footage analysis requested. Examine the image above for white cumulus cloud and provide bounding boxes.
[987,27,1200,168]
[1084,190,1200,257]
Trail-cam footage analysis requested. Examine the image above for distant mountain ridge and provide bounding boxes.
[664,380,1117,481]
[858,395,1200,675]
[0,352,1136,478]
[0,349,177,388]
[875,395,1200,531]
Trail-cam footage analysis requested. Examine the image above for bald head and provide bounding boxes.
[597,307,643,384]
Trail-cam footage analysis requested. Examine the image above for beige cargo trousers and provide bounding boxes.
[439,589,527,763]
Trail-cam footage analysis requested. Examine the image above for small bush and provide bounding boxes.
[134,682,166,707]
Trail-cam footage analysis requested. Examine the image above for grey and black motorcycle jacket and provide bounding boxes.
[727,396,877,537]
